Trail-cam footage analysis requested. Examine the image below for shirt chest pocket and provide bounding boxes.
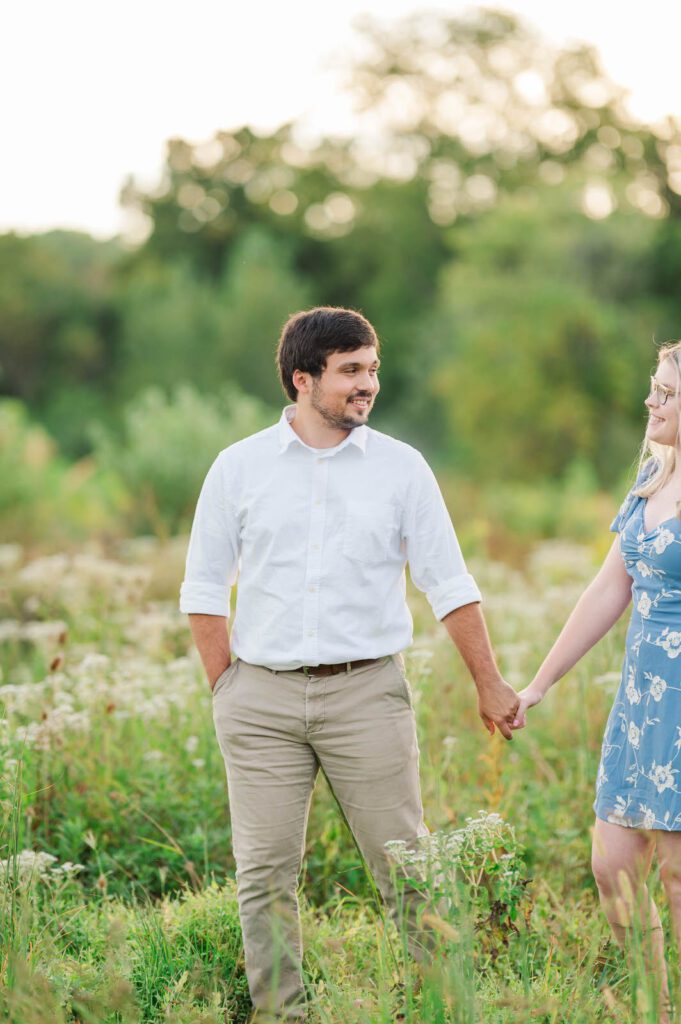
[342,500,398,566]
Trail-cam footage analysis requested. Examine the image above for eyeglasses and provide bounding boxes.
[649,376,677,406]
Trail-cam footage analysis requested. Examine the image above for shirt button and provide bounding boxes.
[308,586,316,592]
[311,543,319,551]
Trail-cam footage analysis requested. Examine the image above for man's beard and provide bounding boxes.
[310,380,369,430]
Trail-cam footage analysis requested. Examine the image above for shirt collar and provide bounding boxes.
[277,405,368,456]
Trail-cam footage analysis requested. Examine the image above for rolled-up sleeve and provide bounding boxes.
[404,454,481,620]
[179,454,239,617]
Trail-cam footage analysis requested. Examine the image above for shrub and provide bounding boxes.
[92,384,273,535]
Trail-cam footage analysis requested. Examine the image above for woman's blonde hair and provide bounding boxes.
[636,340,681,516]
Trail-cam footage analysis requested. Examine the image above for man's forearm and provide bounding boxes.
[441,601,518,739]
[441,602,502,689]
[188,614,231,686]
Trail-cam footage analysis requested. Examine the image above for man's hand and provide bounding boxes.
[187,614,232,693]
[440,603,519,742]
[511,684,544,729]
[209,660,232,693]
[477,675,520,741]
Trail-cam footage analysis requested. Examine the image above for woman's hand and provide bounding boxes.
[512,684,545,729]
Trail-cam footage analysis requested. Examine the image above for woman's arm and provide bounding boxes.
[513,537,632,727]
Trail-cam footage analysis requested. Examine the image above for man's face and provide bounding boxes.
[308,347,380,430]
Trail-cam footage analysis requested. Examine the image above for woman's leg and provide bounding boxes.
[657,831,681,948]
[591,818,670,1020]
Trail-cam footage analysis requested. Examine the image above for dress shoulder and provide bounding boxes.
[610,460,658,534]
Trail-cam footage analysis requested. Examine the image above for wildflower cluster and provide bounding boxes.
[386,811,531,963]
[0,849,84,887]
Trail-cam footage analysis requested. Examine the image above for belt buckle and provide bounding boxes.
[302,665,312,678]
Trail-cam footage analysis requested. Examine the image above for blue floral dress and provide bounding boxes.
[594,460,681,830]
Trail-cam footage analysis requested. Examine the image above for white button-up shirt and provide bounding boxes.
[179,406,481,670]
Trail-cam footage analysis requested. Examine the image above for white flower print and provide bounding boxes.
[649,675,667,702]
[626,666,641,705]
[636,592,652,618]
[597,763,608,789]
[628,721,640,749]
[659,630,681,658]
[607,795,628,824]
[640,805,656,830]
[653,527,675,554]
[650,761,677,794]
[636,560,653,577]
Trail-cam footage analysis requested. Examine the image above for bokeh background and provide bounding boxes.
[3,1,681,554]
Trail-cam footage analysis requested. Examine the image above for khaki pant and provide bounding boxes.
[212,654,430,1020]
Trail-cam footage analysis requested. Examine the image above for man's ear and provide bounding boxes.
[292,369,310,395]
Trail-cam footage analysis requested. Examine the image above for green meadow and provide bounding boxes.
[0,535,675,1022]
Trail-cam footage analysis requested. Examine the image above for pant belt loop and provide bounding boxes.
[346,661,351,673]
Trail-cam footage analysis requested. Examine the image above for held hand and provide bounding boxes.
[477,676,520,741]
[511,685,544,729]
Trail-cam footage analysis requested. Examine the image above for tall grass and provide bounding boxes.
[0,538,677,1021]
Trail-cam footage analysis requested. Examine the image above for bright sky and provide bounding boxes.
[4,0,680,238]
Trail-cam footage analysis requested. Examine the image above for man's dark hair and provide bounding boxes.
[276,306,380,402]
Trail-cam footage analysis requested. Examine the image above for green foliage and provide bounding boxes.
[0,400,62,536]
[128,883,250,1022]
[424,188,660,481]
[0,231,118,414]
[387,811,529,970]
[0,399,124,543]
[2,540,675,1019]
[214,227,314,406]
[0,541,678,1020]
[4,10,681,489]
[92,383,272,534]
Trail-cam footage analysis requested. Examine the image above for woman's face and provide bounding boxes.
[645,356,681,448]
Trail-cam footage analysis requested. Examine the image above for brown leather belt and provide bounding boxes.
[291,658,380,677]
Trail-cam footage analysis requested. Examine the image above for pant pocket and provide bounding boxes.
[211,658,239,698]
[390,653,413,707]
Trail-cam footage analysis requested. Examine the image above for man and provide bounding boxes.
[180,306,519,1021]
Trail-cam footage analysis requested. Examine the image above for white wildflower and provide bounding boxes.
[0,544,23,571]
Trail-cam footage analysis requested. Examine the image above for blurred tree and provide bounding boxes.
[348,9,681,219]
[92,384,272,535]
[213,228,314,405]
[115,229,312,407]
[423,185,666,481]
[114,259,227,399]
[0,231,119,455]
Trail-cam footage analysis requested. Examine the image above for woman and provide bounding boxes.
[514,342,681,1021]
